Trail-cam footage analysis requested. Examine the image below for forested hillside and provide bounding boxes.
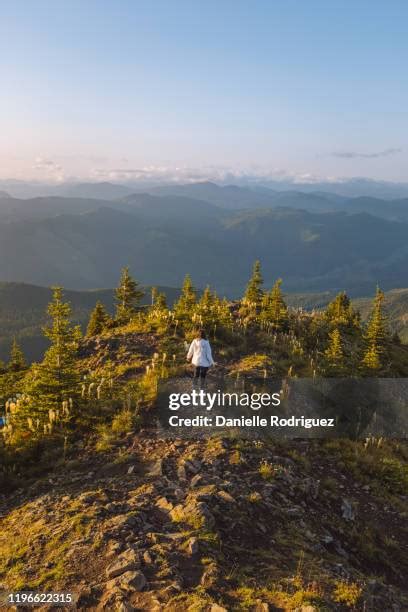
[0,282,179,363]
[1,280,407,365]
[287,289,408,343]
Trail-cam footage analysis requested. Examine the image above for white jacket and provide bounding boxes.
[187,338,214,367]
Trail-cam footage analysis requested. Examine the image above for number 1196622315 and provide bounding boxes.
[3,592,75,606]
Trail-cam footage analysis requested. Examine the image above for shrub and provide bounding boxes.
[95,408,138,451]
[259,460,274,480]
[333,581,362,607]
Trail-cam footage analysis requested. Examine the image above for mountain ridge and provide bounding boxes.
[1,194,408,293]
[1,281,407,364]
[3,177,408,199]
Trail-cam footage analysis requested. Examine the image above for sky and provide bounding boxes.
[0,0,407,184]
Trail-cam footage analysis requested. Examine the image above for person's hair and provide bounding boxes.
[196,328,207,340]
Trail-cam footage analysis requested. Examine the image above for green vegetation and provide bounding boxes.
[324,327,345,374]
[1,261,406,460]
[174,274,197,323]
[0,281,180,363]
[23,287,81,432]
[8,338,27,372]
[333,580,363,607]
[115,266,145,323]
[362,286,389,372]
[86,301,111,336]
[95,408,137,452]
[259,460,275,480]
[0,261,406,609]
[244,260,264,305]
[325,291,360,329]
[261,278,288,330]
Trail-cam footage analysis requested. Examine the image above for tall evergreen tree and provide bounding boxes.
[174,274,197,320]
[115,267,144,323]
[215,296,232,329]
[361,344,381,371]
[324,327,345,374]
[8,338,26,372]
[26,287,82,424]
[362,286,389,372]
[240,260,264,322]
[325,291,359,328]
[196,286,219,328]
[86,301,110,336]
[262,279,288,329]
[244,260,264,305]
[199,286,214,311]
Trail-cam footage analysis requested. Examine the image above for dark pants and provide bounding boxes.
[194,366,209,380]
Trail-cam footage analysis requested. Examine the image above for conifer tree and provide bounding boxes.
[365,286,388,346]
[362,286,389,372]
[244,260,264,305]
[216,296,232,328]
[115,267,144,323]
[325,291,359,327]
[262,279,288,329]
[324,327,345,374]
[86,301,109,336]
[240,260,264,322]
[174,274,197,320]
[151,287,168,310]
[199,286,214,311]
[25,287,82,425]
[196,286,214,327]
[156,292,168,310]
[361,344,381,371]
[8,338,27,372]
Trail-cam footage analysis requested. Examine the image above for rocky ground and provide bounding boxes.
[0,428,407,611]
[1,329,407,611]
[77,332,160,380]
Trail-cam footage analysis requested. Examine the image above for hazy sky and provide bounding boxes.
[1,1,407,184]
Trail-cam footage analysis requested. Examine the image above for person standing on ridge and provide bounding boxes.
[186,329,214,386]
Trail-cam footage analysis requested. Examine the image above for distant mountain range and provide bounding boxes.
[0,281,406,363]
[0,182,408,297]
[0,180,134,200]
[1,182,408,294]
[2,179,406,362]
[3,177,408,199]
[135,181,408,222]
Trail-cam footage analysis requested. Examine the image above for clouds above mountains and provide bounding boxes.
[332,148,402,160]
[89,164,325,185]
[33,157,65,181]
[0,150,405,190]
